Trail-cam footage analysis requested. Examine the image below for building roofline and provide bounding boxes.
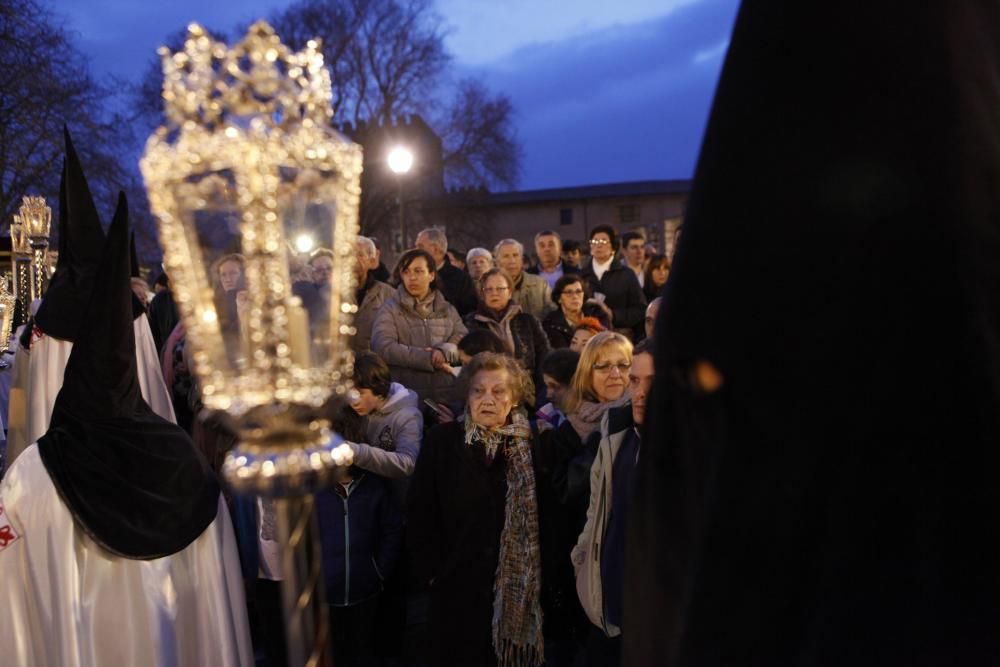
[460,179,692,206]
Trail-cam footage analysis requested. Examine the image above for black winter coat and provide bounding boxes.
[580,256,647,337]
[533,420,592,642]
[436,261,479,317]
[407,422,512,667]
[315,472,404,607]
[464,305,551,405]
[542,309,575,349]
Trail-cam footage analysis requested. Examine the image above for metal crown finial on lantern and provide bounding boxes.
[141,21,363,667]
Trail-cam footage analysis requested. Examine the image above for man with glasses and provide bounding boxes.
[572,341,654,666]
[581,225,647,340]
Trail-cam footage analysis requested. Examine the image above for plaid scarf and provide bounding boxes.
[465,412,545,667]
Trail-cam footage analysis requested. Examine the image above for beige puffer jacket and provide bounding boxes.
[371,285,467,400]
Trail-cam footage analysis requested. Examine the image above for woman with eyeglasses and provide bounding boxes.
[531,331,634,664]
[371,248,468,402]
[580,225,647,341]
[543,274,590,348]
[465,268,551,407]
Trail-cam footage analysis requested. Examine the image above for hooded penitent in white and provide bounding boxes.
[0,153,251,665]
[3,130,174,469]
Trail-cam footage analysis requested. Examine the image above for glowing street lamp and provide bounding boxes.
[387,146,413,174]
[387,146,413,250]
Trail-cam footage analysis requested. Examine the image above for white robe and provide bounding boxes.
[4,313,175,468]
[0,444,253,666]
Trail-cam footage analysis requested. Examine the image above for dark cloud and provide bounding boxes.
[461,0,740,188]
[52,0,737,190]
[54,0,284,82]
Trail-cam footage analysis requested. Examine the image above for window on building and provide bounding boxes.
[619,204,639,225]
[559,208,573,226]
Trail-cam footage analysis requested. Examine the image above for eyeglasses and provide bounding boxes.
[593,361,631,374]
[589,239,610,246]
[482,286,509,294]
[561,288,584,296]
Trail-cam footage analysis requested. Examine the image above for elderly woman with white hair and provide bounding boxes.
[466,247,494,281]
[408,352,544,667]
[494,238,553,320]
[351,235,394,353]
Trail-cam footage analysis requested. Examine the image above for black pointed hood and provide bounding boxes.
[37,190,219,559]
[34,128,107,340]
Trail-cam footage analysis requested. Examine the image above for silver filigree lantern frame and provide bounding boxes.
[141,22,362,492]
[141,23,363,667]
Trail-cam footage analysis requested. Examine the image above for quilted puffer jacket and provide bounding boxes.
[371,285,467,401]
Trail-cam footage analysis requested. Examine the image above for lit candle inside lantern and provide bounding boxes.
[286,297,310,366]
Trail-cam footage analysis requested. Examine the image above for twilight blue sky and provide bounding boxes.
[52,0,739,191]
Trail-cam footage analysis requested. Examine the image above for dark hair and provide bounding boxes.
[458,329,512,356]
[589,224,618,250]
[353,351,392,398]
[621,231,645,247]
[562,239,582,253]
[551,273,588,304]
[154,272,169,287]
[541,348,580,386]
[643,253,670,290]
[632,339,654,356]
[581,302,612,329]
[332,402,368,444]
[392,248,438,289]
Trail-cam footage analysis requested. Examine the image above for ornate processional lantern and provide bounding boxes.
[141,22,362,666]
[9,196,53,324]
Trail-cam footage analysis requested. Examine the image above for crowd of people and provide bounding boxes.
[140,224,671,666]
[2,180,674,666]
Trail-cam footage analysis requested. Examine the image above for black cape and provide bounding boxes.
[626,3,1000,665]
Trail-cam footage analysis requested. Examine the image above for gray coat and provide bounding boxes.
[371,285,468,401]
[351,381,424,502]
[351,278,395,353]
[512,271,554,320]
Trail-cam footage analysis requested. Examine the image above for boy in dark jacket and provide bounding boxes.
[315,407,404,666]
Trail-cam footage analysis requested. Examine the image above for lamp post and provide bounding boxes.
[141,22,361,667]
[387,146,413,251]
